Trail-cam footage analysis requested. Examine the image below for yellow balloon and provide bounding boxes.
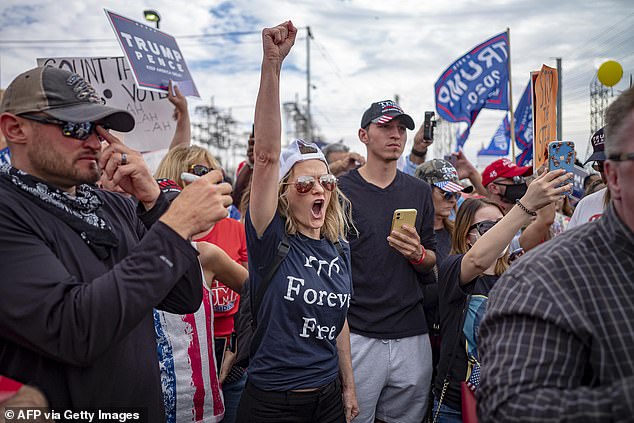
[597,60,623,87]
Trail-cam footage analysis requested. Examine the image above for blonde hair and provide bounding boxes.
[277,170,354,243]
[154,145,220,188]
[451,198,509,276]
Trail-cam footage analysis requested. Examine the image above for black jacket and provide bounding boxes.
[0,179,202,421]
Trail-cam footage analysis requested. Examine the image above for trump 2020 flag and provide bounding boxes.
[435,32,509,149]
[480,115,510,156]
[514,81,533,166]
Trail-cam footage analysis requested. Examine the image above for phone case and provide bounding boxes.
[391,209,417,234]
[548,141,575,194]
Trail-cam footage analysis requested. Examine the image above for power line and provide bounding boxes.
[0,29,261,45]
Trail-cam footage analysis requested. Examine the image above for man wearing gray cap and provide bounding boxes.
[0,66,232,420]
[338,100,437,423]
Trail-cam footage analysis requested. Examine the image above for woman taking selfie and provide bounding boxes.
[236,21,358,423]
[432,169,571,423]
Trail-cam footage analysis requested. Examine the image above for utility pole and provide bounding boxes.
[306,26,313,141]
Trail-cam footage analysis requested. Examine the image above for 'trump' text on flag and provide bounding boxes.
[434,32,510,149]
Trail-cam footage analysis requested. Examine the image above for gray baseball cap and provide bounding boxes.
[0,66,134,132]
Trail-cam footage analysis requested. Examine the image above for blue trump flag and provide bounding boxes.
[482,80,533,164]
[513,81,533,166]
[480,115,510,156]
[435,32,509,149]
[106,10,199,97]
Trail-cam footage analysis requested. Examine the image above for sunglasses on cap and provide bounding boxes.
[19,114,105,141]
[434,187,461,201]
[284,174,338,194]
[468,218,502,236]
[493,175,525,186]
[188,164,212,177]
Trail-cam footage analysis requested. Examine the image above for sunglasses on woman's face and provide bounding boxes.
[435,187,461,201]
[188,164,211,177]
[468,218,502,236]
[286,174,338,194]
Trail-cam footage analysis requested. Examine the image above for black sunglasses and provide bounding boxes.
[468,218,502,236]
[20,114,102,141]
[284,174,338,194]
[434,187,461,201]
[188,164,211,177]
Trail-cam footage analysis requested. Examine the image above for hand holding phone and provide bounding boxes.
[548,141,575,194]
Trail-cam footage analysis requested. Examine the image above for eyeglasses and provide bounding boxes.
[468,219,502,236]
[608,152,634,162]
[188,164,211,177]
[285,174,338,194]
[493,175,525,186]
[20,114,101,141]
[591,161,604,172]
[434,187,461,201]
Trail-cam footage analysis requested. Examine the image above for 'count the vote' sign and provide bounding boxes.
[37,56,175,153]
[105,9,199,97]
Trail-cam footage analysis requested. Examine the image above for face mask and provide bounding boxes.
[500,183,527,204]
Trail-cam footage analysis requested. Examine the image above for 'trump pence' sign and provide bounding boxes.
[105,9,199,97]
[37,56,176,153]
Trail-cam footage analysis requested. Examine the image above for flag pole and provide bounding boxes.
[507,27,516,161]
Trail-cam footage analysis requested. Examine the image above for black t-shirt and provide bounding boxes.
[338,169,436,338]
[434,254,498,410]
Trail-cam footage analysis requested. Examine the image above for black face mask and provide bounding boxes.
[499,183,528,204]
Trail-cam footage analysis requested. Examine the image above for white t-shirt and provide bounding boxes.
[567,187,607,230]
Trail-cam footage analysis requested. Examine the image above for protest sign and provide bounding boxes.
[532,65,558,172]
[37,56,176,153]
[105,9,199,97]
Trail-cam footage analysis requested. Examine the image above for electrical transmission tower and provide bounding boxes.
[191,100,239,173]
[283,98,310,144]
[587,77,610,160]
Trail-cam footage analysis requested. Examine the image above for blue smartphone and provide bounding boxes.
[548,141,575,194]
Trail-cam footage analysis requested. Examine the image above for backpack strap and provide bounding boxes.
[248,235,291,358]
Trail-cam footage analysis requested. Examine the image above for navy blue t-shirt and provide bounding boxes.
[435,227,452,266]
[338,169,436,338]
[245,210,352,391]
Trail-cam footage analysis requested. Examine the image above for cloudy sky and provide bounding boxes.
[1,0,632,168]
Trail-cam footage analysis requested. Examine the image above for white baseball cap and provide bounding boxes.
[279,139,329,181]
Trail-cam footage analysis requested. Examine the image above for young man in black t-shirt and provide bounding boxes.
[338,100,437,423]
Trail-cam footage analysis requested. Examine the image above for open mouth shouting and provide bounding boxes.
[311,198,325,220]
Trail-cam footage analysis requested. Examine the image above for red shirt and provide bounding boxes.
[195,218,247,337]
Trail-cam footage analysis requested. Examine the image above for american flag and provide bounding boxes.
[435,181,464,192]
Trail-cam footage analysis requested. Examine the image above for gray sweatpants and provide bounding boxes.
[350,333,433,423]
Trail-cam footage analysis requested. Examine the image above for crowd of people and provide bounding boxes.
[0,20,633,423]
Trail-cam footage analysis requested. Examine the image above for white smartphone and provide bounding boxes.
[180,172,200,183]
